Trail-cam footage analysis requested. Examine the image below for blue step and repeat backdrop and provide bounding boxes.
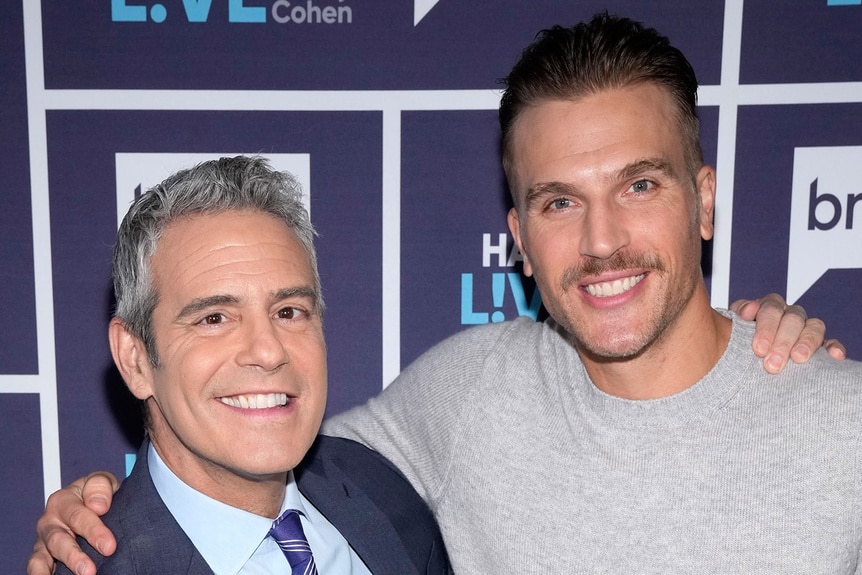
[3,0,861,566]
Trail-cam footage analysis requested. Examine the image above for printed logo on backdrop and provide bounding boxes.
[114,152,309,474]
[110,0,443,25]
[111,0,353,24]
[114,153,311,229]
[788,146,862,303]
[461,233,542,325]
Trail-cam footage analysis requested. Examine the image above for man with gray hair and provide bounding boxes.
[53,155,449,574]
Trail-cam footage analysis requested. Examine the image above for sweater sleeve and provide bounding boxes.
[323,322,516,507]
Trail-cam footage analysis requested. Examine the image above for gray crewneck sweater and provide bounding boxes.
[325,314,862,573]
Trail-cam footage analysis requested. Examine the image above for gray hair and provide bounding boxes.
[113,155,322,366]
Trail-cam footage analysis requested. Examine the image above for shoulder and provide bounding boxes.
[300,435,421,494]
[60,536,138,574]
[61,489,150,574]
[779,350,862,398]
[731,313,862,383]
[70,448,156,564]
[728,313,861,379]
[431,316,550,353]
[61,442,208,573]
[328,318,552,428]
[385,317,562,419]
[726,315,862,418]
[401,316,558,378]
[298,436,451,573]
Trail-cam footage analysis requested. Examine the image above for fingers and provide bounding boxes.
[746,294,791,357]
[762,305,809,374]
[728,298,758,321]
[30,521,95,575]
[26,539,59,575]
[81,472,120,516]
[825,338,848,360]
[786,317,825,365]
[31,473,120,575]
[746,294,811,374]
[736,293,848,369]
[69,473,119,555]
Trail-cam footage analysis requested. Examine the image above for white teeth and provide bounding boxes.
[219,393,289,409]
[585,273,645,298]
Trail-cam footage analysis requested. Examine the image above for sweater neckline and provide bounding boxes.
[550,312,754,429]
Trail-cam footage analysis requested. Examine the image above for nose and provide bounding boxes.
[235,316,289,371]
[578,199,630,260]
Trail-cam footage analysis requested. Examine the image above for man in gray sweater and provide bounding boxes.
[29,12,855,575]
[324,13,862,572]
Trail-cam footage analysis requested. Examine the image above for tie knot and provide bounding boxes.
[270,509,304,535]
[269,509,318,575]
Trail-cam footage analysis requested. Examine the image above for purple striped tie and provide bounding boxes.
[269,509,319,575]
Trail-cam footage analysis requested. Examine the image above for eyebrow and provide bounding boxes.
[175,287,320,321]
[615,158,675,182]
[176,295,241,321]
[272,287,320,311]
[524,181,577,207]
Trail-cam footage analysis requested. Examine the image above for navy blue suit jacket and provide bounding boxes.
[58,436,449,574]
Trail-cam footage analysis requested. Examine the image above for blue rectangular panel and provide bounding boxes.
[741,0,862,83]
[0,394,45,571]
[400,110,515,368]
[0,0,37,374]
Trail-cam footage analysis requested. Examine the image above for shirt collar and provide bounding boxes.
[148,443,308,575]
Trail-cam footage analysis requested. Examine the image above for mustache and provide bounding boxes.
[560,252,666,291]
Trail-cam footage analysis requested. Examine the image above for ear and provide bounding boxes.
[108,318,155,401]
[507,207,534,277]
[696,166,717,241]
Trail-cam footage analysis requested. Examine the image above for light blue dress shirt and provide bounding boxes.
[148,444,372,574]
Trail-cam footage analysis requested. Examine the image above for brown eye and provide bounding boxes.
[203,313,224,324]
[277,307,298,320]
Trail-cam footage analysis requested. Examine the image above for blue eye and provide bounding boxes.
[550,198,572,210]
[630,180,652,193]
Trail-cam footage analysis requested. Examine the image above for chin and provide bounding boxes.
[573,330,654,360]
[235,456,303,479]
[238,442,310,474]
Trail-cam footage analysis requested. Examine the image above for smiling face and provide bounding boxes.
[507,83,716,362]
[109,210,327,513]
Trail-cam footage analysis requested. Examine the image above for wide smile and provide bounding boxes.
[218,393,289,410]
[584,273,645,298]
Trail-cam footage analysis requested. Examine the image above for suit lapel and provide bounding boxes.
[117,441,216,574]
[296,451,420,575]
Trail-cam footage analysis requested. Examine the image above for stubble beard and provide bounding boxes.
[552,247,701,362]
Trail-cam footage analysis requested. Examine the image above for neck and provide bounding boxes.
[149,432,288,519]
[577,287,732,400]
